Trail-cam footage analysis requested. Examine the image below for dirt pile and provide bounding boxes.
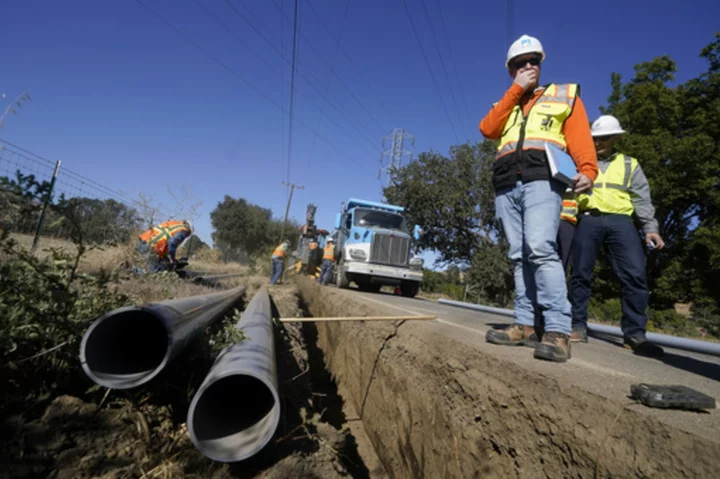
[297,277,720,478]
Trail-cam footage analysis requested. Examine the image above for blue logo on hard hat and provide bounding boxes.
[521,38,531,47]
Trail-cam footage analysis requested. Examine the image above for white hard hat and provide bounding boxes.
[591,115,626,137]
[184,220,194,234]
[506,34,545,68]
[327,237,335,242]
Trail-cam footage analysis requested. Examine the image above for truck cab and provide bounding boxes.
[333,198,423,297]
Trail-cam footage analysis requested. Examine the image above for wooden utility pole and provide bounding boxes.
[280,181,303,242]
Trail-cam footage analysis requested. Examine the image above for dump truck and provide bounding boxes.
[333,198,423,297]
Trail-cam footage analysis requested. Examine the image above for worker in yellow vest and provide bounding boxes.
[569,115,665,357]
[479,34,598,363]
[270,239,290,284]
[137,219,193,273]
[318,237,336,285]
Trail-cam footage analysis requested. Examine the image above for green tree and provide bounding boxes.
[384,141,513,306]
[596,33,720,328]
[210,195,299,261]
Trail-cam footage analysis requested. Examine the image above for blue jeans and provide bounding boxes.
[496,180,571,335]
[319,260,334,285]
[270,258,284,284]
[569,213,648,338]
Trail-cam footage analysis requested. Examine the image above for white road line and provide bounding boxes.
[353,294,641,379]
[357,294,429,317]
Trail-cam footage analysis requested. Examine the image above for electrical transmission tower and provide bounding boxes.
[379,128,415,187]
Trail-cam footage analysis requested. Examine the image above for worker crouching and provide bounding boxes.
[136,220,193,273]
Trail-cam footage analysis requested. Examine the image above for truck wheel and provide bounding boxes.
[336,268,349,289]
[401,281,419,298]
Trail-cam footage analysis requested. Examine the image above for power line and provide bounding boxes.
[134,0,377,178]
[307,0,351,169]
[300,0,400,128]
[229,0,397,131]
[400,0,461,144]
[286,0,300,185]
[194,0,380,158]
[221,0,382,154]
[268,0,391,138]
[418,0,466,138]
[433,0,475,131]
[0,139,145,209]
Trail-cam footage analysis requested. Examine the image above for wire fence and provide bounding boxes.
[0,139,171,249]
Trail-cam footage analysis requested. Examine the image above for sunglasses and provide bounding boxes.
[511,56,541,70]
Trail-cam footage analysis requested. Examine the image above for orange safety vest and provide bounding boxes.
[560,191,578,225]
[272,244,286,259]
[323,244,335,262]
[309,241,319,250]
[138,220,189,258]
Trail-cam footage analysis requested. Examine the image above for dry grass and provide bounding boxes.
[113,276,218,304]
[10,233,136,274]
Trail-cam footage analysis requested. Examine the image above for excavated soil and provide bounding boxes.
[1,284,383,478]
[297,277,720,479]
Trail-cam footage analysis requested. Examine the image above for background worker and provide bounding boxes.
[319,237,336,285]
[479,34,598,362]
[569,115,665,357]
[270,239,290,285]
[559,191,578,272]
[136,219,193,273]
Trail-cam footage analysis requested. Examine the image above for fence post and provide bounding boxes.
[31,160,61,253]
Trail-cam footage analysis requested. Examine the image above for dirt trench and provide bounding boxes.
[296,277,720,479]
[0,284,385,478]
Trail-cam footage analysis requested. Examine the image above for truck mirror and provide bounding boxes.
[335,213,342,229]
[413,224,423,240]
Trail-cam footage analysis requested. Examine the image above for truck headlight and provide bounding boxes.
[409,257,424,268]
[349,249,367,260]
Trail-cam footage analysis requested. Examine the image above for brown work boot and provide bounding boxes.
[570,323,588,343]
[534,332,571,362]
[486,323,539,347]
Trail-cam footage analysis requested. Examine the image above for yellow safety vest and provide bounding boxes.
[323,244,335,262]
[578,153,638,216]
[497,83,579,159]
[560,190,578,225]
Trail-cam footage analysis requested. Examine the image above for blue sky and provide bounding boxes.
[2,0,718,265]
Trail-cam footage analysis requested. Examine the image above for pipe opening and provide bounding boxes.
[192,375,277,442]
[83,310,169,384]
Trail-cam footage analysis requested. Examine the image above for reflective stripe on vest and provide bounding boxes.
[496,83,579,160]
[323,244,335,261]
[139,220,187,257]
[560,191,578,225]
[578,153,637,216]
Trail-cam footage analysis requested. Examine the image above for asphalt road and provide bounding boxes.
[337,287,720,444]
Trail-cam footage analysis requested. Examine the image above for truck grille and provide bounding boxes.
[370,233,410,266]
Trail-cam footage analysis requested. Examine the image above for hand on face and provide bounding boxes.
[511,55,541,91]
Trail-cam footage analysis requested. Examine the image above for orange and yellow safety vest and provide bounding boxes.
[272,243,287,259]
[138,220,189,258]
[323,244,335,262]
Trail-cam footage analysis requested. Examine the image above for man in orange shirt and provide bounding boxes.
[479,34,598,362]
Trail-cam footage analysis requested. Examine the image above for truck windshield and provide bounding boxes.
[353,208,405,230]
